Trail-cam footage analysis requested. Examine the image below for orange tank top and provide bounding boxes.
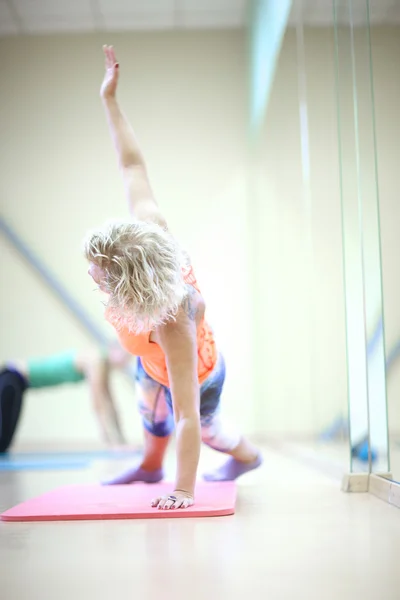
[106,266,217,388]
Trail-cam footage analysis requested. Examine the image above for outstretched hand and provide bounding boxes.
[101,45,119,100]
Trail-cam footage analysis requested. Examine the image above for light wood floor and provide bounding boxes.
[1,445,400,600]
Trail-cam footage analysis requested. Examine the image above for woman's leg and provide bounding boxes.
[199,355,262,481]
[0,368,27,453]
[103,359,174,485]
[140,428,171,472]
[203,431,262,482]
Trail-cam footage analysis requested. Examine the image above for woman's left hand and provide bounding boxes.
[101,45,120,100]
[151,490,194,510]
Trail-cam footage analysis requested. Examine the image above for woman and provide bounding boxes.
[85,46,262,510]
[0,344,128,452]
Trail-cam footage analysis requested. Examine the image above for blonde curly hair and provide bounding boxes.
[84,220,188,334]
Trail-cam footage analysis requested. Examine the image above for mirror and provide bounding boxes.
[247,0,399,484]
[247,0,400,483]
[334,0,396,476]
[363,2,400,483]
[248,0,350,476]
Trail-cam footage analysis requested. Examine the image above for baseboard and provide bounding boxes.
[376,472,393,481]
[369,474,400,509]
[389,482,400,509]
[341,473,369,493]
[369,474,391,501]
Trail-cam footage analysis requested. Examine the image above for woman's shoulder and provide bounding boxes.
[180,284,205,326]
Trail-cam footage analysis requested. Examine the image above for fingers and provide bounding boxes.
[150,494,193,510]
[174,498,191,509]
[157,497,168,510]
[103,45,111,69]
[150,496,170,509]
[110,46,118,66]
[103,44,118,70]
[157,496,175,510]
[103,45,111,68]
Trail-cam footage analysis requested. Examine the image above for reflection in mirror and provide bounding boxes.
[247,0,399,482]
[333,0,389,475]
[365,0,400,484]
[248,0,350,477]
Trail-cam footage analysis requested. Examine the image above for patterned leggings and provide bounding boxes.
[135,353,240,452]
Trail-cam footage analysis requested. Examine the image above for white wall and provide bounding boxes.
[0,27,399,445]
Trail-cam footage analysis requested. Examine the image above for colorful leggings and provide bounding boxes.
[135,354,240,453]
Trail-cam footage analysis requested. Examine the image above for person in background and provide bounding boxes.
[0,343,130,453]
[84,45,262,511]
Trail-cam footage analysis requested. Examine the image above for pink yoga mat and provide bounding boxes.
[1,482,236,522]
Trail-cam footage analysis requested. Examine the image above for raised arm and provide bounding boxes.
[100,45,167,228]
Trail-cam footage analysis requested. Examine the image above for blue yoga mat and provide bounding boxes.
[0,449,140,472]
[0,460,90,472]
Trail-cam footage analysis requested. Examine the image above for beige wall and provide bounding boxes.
[0,30,253,444]
[0,27,399,444]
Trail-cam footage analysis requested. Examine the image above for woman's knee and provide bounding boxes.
[136,377,174,438]
[201,416,241,452]
[142,414,174,438]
